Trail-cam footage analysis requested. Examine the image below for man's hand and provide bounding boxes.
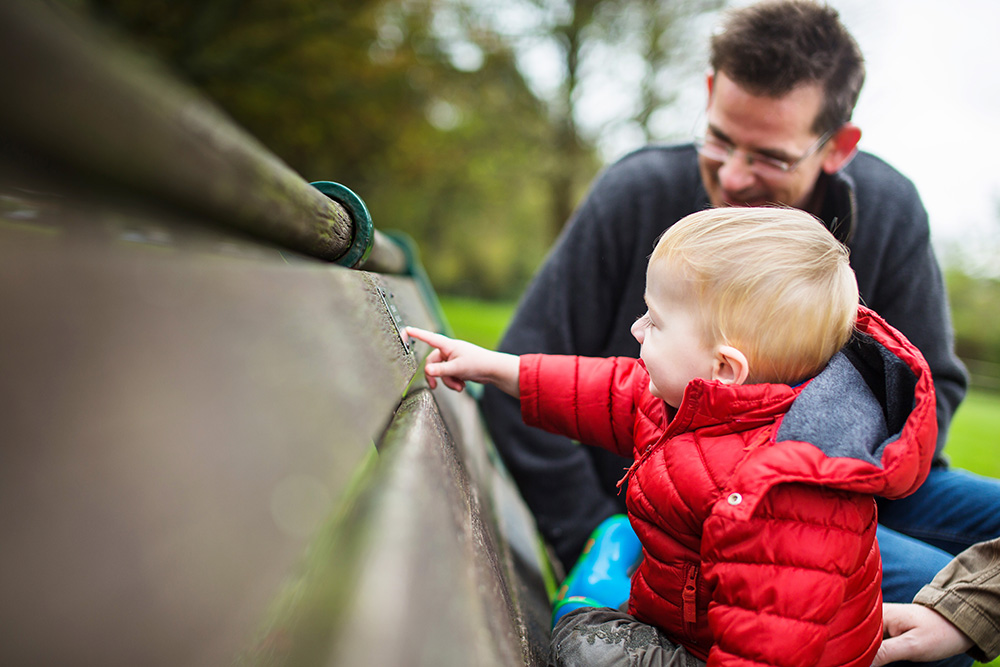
[404,327,520,397]
[872,603,974,666]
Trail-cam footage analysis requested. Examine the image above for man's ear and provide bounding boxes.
[821,123,862,174]
[713,345,749,386]
[705,71,715,105]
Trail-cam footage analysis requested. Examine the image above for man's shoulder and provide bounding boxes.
[604,143,699,180]
[838,151,928,239]
[844,151,920,197]
[588,143,704,207]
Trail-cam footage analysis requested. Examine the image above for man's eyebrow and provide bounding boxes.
[706,123,733,144]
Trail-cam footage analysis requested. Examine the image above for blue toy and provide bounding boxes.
[551,514,642,626]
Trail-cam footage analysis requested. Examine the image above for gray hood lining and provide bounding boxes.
[775,332,919,467]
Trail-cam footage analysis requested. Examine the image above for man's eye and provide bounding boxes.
[707,136,732,150]
[756,153,791,168]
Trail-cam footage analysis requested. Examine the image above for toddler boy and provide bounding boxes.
[406,207,936,667]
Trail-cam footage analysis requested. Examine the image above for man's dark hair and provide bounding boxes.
[710,0,865,134]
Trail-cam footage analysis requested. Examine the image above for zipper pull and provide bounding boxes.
[682,563,698,625]
[616,461,638,492]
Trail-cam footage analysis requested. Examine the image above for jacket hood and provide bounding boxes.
[677,306,937,521]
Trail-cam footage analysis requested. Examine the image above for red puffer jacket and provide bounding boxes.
[520,308,936,667]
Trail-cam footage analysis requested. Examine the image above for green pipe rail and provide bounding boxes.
[0,1,552,665]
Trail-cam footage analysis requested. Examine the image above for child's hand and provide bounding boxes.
[404,326,477,392]
[404,327,520,397]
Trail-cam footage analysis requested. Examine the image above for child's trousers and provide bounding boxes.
[550,607,705,667]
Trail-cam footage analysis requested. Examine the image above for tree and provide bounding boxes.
[62,0,725,298]
[67,0,560,296]
[444,0,726,238]
[942,197,1000,382]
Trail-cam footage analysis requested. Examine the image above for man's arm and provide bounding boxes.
[479,384,627,571]
[875,538,1000,665]
[479,145,703,571]
[873,604,974,666]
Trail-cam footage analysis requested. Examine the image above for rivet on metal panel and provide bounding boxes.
[377,284,413,355]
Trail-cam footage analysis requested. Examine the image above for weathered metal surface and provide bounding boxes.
[0,0,406,273]
[429,382,555,659]
[0,170,551,664]
[0,1,552,656]
[329,390,543,666]
[0,191,415,665]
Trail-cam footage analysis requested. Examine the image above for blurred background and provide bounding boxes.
[57,0,999,452]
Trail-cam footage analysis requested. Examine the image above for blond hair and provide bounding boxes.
[651,207,858,383]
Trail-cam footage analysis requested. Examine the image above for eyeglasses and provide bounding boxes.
[695,129,836,178]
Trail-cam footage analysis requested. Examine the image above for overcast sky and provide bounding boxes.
[556,0,1000,252]
[833,0,1000,248]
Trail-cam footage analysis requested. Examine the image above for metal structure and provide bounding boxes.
[0,2,552,664]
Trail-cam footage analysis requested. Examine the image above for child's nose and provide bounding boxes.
[631,318,645,344]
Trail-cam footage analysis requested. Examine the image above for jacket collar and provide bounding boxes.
[816,169,858,245]
[661,377,801,440]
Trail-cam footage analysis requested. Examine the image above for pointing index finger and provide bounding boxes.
[404,326,452,350]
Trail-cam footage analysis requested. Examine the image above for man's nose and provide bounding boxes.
[716,150,757,193]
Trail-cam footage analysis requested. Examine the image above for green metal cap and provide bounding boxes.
[310,181,374,268]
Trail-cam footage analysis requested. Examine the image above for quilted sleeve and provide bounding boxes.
[700,483,881,667]
[519,354,643,459]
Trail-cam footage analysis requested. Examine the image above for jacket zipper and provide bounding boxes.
[682,562,699,633]
[618,393,701,491]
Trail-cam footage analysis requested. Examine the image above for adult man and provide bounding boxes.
[480,2,1000,665]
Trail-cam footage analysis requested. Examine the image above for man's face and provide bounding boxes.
[698,72,833,211]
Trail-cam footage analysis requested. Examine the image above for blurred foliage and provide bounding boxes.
[49,0,1000,368]
[941,205,1000,384]
[947,269,1000,364]
[69,0,559,298]
[64,0,722,298]
[946,268,1000,392]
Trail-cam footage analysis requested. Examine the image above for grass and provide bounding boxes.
[947,390,1000,478]
[438,295,518,349]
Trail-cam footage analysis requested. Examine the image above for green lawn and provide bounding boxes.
[948,390,1000,478]
[437,295,518,349]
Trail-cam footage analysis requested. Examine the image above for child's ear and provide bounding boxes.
[713,345,749,386]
